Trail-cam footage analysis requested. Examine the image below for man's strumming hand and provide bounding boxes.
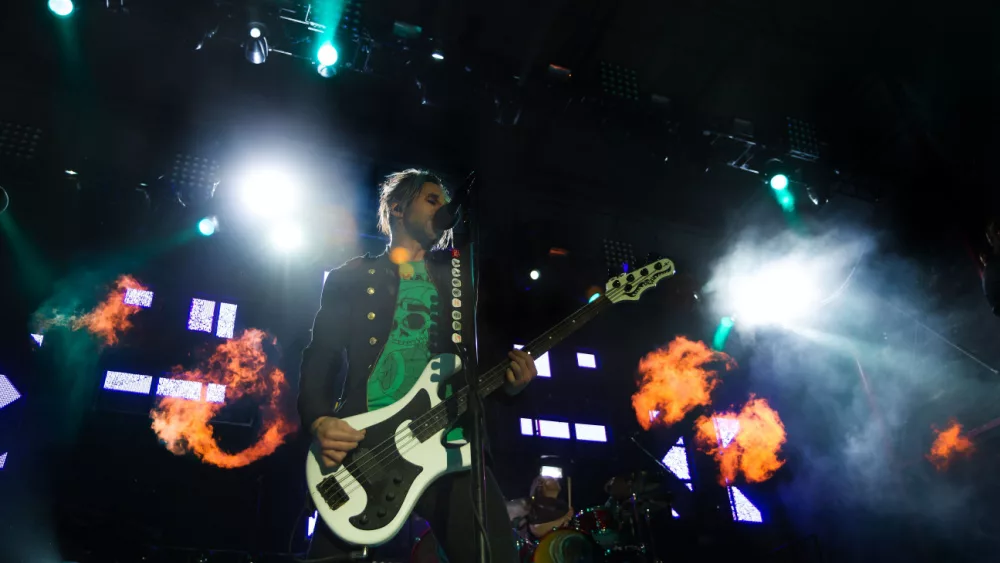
[311,416,366,469]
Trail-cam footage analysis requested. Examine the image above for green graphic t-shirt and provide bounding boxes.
[367,260,464,441]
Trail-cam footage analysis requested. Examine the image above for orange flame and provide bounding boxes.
[926,420,974,471]
[71,274,150,346]
[632,337,736,429]
[150,329,298,468]
[695,395,787,484]
[34,274,149,346]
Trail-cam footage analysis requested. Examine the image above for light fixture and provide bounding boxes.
[48,0,74,17]
[197,216,218,237]
[317,41,339,78]
[431,50,444,61]
[529,270,540,280]
[245,23,269,64]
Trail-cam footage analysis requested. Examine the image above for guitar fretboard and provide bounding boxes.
[409,294,614,441]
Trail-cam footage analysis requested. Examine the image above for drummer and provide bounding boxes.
[527,476,574,539]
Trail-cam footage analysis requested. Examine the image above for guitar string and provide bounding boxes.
[316,286,626,503]
[316,291,620,503]
[315,293,614,503]
[317,284,628,503]
[316,274,656,503]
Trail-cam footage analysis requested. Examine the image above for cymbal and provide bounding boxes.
[605,470,663,497]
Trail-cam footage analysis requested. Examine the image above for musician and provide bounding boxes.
[527,476,574,538]
[299,169,539,562]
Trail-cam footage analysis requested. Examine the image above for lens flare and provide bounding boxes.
[34,274,150,347]
[150,329,297,468]
[632,337,736,430]
[695,395,787,484]
[926,420,974,471]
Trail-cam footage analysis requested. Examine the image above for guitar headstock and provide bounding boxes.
[605,258,675,303]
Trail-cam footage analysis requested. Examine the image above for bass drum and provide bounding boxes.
[573,507,619,549]
[530,528,603,563]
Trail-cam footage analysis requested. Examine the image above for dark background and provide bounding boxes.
[0,0,998,562]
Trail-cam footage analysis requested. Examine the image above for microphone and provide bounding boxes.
[433,171,476,231]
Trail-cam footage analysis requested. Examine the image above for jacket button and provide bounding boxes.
[367,312,376,320]
[368,268,376,275]
[367,287,375,295]
[369,337,378,345]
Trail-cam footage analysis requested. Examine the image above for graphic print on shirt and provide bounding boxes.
[367,262,438,410]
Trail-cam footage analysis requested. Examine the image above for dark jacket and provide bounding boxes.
[298,249,478,431]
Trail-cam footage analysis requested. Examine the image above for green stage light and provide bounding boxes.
[49,0,74,16]
[770,174,789,191]
[318,42,339,67]
[198,217,217,236]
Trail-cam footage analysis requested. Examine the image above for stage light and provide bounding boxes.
[65,170,78,176]
[770,174,788,191]
[270,222,304,251]
[318,41,339,67]
[588,292,601,303]
[239,168,301,217]
[431,50,444,61]
[728,258,820,326]
[245,24,269,64]
[529,270,540,280]
[48,0,73,17]
[197,216,217,236]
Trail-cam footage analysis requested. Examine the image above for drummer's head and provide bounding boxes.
[530,476,562,499]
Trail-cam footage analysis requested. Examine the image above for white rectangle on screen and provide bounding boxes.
[537,419,570,439]
[0,452,6,470]
[216,303,238,339]
[156,377,203,401]
[513,344,551,377]
[540,465,563,479]
[576,352,597,368]
[206,383,226,404]
[520,418,534,436]
[103,371,154,395]
[188,299,216,332]
[123,288,154,308]
[574,423,607,442]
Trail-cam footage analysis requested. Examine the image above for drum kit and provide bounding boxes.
[510,470,672,563]
[410,471,671,563]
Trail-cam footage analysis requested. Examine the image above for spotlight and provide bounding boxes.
[317,41,339,67]
[529,270,540,280]
[270,222,303,251]
[431,50,444,61]
[245,23,269,64]
[239,167,301,217]
[65,170,78,176]
[761,158,790,190]
[317,41,339,78]
[770,174,789,191]
[197,216,218,237]
[48,0,73,17]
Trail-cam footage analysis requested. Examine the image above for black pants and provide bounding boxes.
[309,468,516,563]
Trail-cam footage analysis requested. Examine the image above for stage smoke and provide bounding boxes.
[695,395,787,484]
[150,329,297,468]
[927,420,975,471]
[33,274,149,347]
[632,336,736,429]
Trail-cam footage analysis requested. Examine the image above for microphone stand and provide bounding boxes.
[451,172,489,563]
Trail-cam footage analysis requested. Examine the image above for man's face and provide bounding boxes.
[400,182,448,247]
